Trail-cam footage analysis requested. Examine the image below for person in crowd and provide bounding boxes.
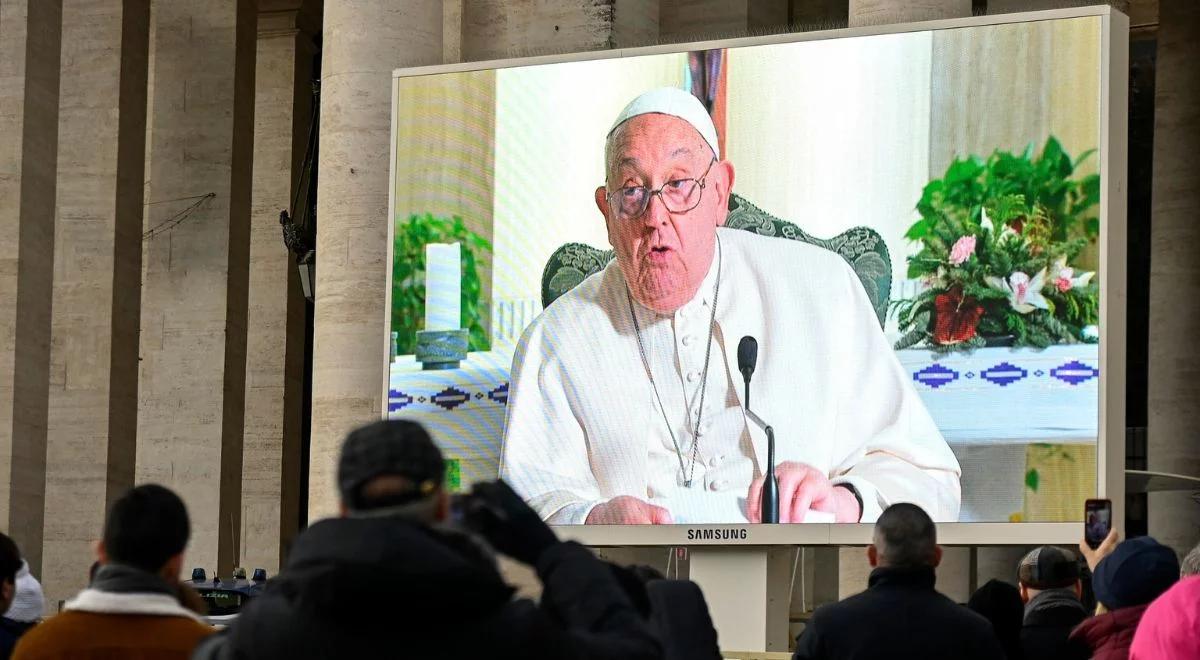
[13,485,213,660]
[1179,541,1200,577]
[0,533,33,660]
[1017,545,1088,660]
[201,419,661,660]
[501,86,961,526]
[607,562,721,660]
[1067,533,1178,660]
[1129,576,1200,660]
[4,558,44,630]
[968,579,1025,660]
[793,503,1004,660]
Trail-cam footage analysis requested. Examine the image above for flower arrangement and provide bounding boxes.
[893,137,1101,352]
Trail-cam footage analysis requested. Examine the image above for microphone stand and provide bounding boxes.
[744,408,779,524]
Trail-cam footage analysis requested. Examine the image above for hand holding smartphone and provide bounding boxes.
[1084,498,1112,549]
[1080,498,1119,573]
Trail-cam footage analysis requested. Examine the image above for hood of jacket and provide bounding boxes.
[1024,587,1088,628]
[271,516,515,627]
[1069,603,1149,657]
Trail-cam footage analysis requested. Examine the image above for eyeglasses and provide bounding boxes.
[606,158,716,220]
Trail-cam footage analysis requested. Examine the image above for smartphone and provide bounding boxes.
[1084,498,1112,549]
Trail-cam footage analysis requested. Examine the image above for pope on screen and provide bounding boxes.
[499,87,961,525]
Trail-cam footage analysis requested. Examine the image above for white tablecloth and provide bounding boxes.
[389,343,1100,516]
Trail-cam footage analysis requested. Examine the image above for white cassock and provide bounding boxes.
[500,227,961,524]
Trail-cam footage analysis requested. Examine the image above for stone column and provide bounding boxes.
[0,0,61,574]
[41,0,149,609]
[988,1,1131,15]
[462,0,658,62]
[138,0,257,577]
[789,0,848,28]
[241,1,317,576]
[1147,0,1200,557]
[308,2,442,520]
[848,0,969,27]
[659,0,786,42]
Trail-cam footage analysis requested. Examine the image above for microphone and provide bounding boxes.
[737,336,757,409]
[738,335,777,524]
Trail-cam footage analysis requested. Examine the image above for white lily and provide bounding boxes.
[986,269,1049,314]
[1051,256,1095,292]
[981,206,1019,240]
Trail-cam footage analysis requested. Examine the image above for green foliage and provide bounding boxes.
[391,213,493,354]
[892,137,1102,352]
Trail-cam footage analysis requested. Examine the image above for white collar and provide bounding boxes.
[63,589,206,623]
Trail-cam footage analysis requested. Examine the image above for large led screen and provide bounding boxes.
[387,14,1115,529]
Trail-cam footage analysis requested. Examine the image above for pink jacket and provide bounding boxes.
[1130,576,1200,660]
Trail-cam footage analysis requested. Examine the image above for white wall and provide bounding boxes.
[724,33,934,335]
[491,54,687,315]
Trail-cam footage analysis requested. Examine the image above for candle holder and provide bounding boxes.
[415,328,469,370]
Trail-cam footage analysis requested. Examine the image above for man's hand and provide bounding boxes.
[462,480,559,566]
[746,462,861,523]
[1079,529,1120,572]
[586,496,673,525]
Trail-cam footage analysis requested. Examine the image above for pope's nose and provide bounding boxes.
[641,193,670,227]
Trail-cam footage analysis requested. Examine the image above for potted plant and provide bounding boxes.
[893,137,1101,352]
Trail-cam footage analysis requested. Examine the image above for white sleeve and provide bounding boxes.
[826,261,962,523]
[499,318,605,524]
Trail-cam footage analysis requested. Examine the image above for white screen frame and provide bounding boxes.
[383,5,1129,546]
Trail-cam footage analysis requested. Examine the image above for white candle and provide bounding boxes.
[424,242,461,331]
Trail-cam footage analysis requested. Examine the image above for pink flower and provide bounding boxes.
[1052,256,1094,292]
[1056,266,1074,293]
[948,235,977,266]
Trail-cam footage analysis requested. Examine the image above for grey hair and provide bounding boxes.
[1182,542,1200,577]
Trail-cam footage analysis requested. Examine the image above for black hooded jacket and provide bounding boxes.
[1020,588,1088,660]
[793,566,1006,660]
[209,516,661,660]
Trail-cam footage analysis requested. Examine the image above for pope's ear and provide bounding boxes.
[713,161,735,226]
[596,186,613,235]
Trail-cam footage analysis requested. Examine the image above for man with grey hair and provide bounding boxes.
[206,420,661,660]
[1181,541,1200,577]
[1016,545,1087,660]
[501,86,961,526]
[793,503,1004,660]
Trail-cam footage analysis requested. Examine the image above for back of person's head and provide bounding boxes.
[1091,536,1178,611]
[968,580,1024,660]
[337,420,446,520]
[870,502,940,569]
[1129,576,1200,660]
[0,531,23,613]
[102,484,190,577]
[1018,545,1081,601]
[1181,541,1200,578]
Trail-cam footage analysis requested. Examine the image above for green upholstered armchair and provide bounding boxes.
[540,193,892,327]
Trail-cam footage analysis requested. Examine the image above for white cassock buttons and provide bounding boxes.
[686,371,699,383]
[682,335,693,347]
[709,479,728,492]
